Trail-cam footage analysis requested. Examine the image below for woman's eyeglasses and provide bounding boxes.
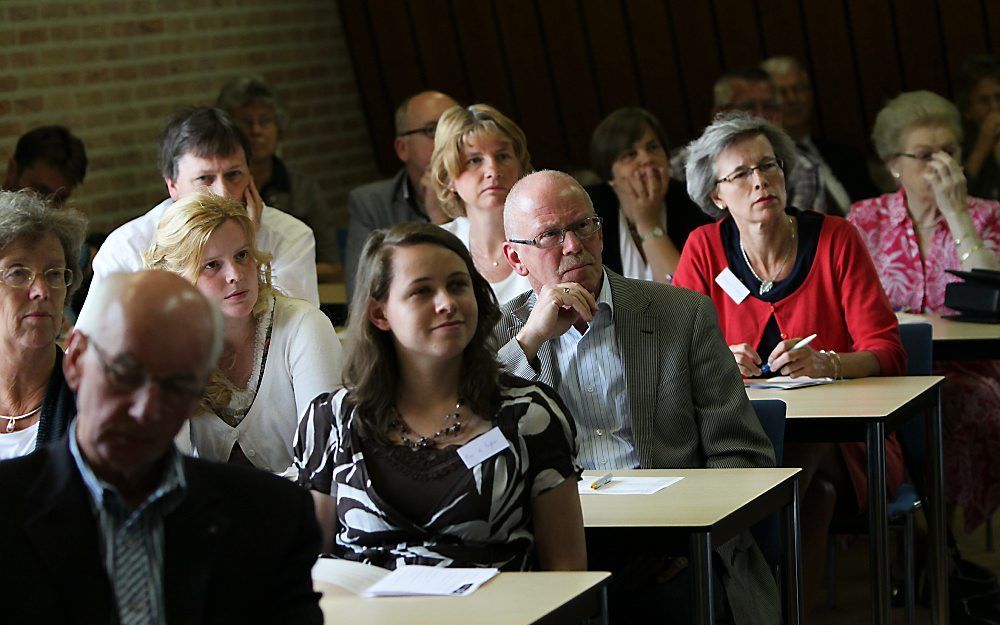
[715,159,784,186]
[0,267,73,289]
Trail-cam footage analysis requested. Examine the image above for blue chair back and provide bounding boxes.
[750,399,786,567]
[896,323,932,497]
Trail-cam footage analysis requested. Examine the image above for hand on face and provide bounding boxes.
[766,339,830,378]
[613,164,668,229]
[921,151,969,219]
[243,178,264,231]
[520,282,597,346]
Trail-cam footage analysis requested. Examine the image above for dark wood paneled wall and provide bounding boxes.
[339,0,1000,177]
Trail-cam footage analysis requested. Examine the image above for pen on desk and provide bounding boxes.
[760,333,818,374]
[591,472,614,490]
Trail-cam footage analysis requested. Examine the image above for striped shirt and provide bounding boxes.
[69,423,187,625]
[551,272,639,470]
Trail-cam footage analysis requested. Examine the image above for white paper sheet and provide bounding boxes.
[313,558,389,595]
[577,475,683,495]
[363,565,499,597]
[744,375,834,390]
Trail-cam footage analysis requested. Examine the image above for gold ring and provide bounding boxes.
[564,287,570,294]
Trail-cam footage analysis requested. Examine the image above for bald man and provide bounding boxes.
[495,171,777,625]
[0,271,322,625]
[345,90,458,295]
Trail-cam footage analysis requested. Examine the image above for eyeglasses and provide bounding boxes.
[398,123,437,139]
[716,158,784,185]
[894,147,960,162]
[0,266,73,289]
[89,337,206,404]
[507,216,603,249]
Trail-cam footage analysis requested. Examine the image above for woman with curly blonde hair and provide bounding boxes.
[145,191,342,472]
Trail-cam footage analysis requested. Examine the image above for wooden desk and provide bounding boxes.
[748,376,946,625]
[317,571,611,625]
[898,312,1000,360]
[581,468,802,625]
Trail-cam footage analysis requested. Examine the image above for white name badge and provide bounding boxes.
[715,267,750,304]
[457,427,510,469]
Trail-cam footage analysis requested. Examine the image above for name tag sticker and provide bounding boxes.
[715,267,750,304]
[457,427,510,469]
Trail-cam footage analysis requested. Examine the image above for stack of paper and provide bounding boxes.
[577,475,683,495]
[313,558,499,597]
[745,376,834,390]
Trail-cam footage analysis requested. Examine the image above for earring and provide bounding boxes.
[891,171,900,179]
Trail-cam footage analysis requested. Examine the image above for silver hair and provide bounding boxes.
[0,190,87,297]
[871,90,963,162]
[684,111,798,218]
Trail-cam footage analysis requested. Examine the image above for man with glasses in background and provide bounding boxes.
[344,90,458,295]
[494,170,776,625]
[0,270,322,624]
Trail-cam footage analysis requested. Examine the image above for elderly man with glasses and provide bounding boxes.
[344,90,458,296]
[495,170,777,625]
[0,270,323,624]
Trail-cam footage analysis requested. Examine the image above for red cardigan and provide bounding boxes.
[674,215,905,376]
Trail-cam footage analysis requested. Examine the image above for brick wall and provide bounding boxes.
[0,0,378,233]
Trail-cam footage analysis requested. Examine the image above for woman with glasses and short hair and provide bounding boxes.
[144,191,343,474]
[0,190,86,459]
[430,104,534,304]
[849,91,1000,533]
[673,111,906,611]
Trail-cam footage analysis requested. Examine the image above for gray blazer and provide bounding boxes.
[494,269,779,625]
[345,169,428,296]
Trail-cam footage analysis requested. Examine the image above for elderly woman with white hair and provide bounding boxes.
[849,91,1000,532]
[0,190,86,459]
[673,111,906,610]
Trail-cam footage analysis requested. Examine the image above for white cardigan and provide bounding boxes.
[179,295,343,472]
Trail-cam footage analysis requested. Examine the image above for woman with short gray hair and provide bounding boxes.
[849,90,1000,532]
[0,189,86,458]
[674,111,906,612]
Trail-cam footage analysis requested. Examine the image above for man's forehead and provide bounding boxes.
[519,189,593,229]
[730,80,776,102]
[179,148,246,173]
[408,94,455,125]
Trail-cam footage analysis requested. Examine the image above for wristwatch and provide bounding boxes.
[640,226,665,242]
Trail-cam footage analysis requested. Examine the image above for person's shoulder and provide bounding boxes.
[273,293,336,333]
[261,204,312,238]
[498,288,535,317]
[850,191,895,215]
[103,199,170,248]
[348,171,405,201]
[0,444,52,480]
[968,194,1000,216]
[609,269,712,312]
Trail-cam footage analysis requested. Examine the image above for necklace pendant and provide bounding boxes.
[5,418,14,433]
[759,280,774,295]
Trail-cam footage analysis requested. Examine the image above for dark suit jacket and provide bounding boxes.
[345,169,428,296]
[0,441,323,625]
[585,182,713,276]
[493,269,778,625]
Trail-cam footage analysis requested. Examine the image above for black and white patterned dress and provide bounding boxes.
[293,374,580,570]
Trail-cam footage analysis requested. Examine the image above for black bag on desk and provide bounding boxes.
[945,269,1000,322]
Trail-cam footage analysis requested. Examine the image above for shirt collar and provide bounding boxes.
[69,421,187,514]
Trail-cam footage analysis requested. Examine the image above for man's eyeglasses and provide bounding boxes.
[398,123,437,139]
[0,266,73,289]
[507,216,603,249]
[89,337,205,403]
[716,158,784,186]
[894,147,960,162]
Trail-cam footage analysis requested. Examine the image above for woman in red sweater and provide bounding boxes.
[673,111,906,611]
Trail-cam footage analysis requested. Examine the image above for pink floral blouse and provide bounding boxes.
[847,188,1000,313]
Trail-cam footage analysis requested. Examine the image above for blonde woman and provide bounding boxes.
[431,104,533,304]
[145,191,343,472]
